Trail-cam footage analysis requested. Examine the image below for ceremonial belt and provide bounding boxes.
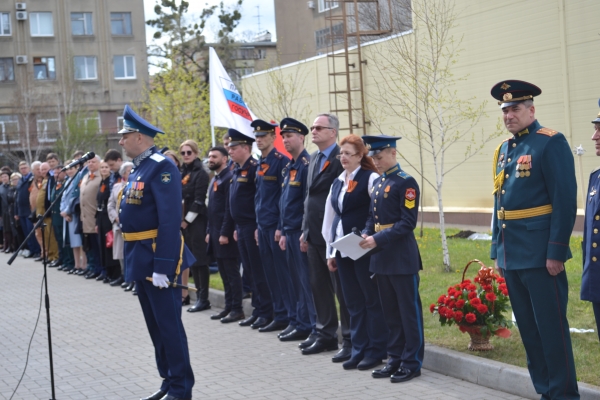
[374,223,394,232]
[122,229,185,277]
[497,204,552,220]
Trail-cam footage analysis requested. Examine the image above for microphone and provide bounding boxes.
[61,151,95,171]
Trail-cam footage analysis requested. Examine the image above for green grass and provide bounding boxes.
[206,227,599,386]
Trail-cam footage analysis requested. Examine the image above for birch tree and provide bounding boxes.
[367,0,502,271]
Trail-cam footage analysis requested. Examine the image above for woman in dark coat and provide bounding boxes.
[180,139,211,312]
[0,170,13,252]
[95,161,120,283]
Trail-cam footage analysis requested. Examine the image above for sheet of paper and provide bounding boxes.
[330,233,370,261]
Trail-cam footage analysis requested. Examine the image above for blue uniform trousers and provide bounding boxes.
[285,230,316,333]
[376,273,424,371]
[86,233,102,275]
[258,227,293,324]
[217,256,243,313]
[594,302,600,343]
[336,253,388,361]
[236,223,272,318]
[136,278,194,398]
[504,268,579,400]
[21,217,41,254]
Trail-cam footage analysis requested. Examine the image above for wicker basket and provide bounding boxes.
[461,259,495,351]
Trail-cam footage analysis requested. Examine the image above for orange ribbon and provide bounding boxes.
[347,180,357,193]
[182,174,190,185]
[321,160,330,172]
[100,184,106,193]
[289,170,297,182]
[213,181,218,192]
[257,163,269,176]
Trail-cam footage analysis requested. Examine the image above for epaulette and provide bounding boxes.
[273,152,282,159]
[397,171,411,179]
[150,153,165,162]
[302,157,309,166]
[537,127,558,137]
[249,159,258,166]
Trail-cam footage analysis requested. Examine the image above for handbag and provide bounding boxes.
[105,230,114,248]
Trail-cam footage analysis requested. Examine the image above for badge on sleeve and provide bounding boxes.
[405,188,416,209]
[161,172,172,184]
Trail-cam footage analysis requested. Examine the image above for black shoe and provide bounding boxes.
[221,310,245,323]
[277,324,295,338]
[258,320,288,333]
[242,291,251,299]
[78,269,88,276]
[102,277,111,284]
[110,276,124,286]
[34,256,44,262]
[251,317,271,330]
[67,269,77,275]
[140,389,167,400]
[24,252,37,259]
[357,357,382,371]
[390,367,421,383]
[279,329,310,342]
[96,274,107,281]
[121,281,129,288]
[182,295,191,306]
[160,395,191,400]
[238,315,258,326]
[86,272,100,280]
[301,338,338,355]
[124,283,134,291]
[343,357,362,370]
[57,265,66,271]
[48,260,60,268]
[187,300,211,313]
[299,333,318,349]
[372,364,399,379]
[331,346,352,363]
[211,310,230,320]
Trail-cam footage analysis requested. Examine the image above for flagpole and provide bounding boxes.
[211,125,216,147]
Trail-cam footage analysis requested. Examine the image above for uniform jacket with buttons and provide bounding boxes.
[255,147,289,230]
[119,147,195,282]
[490,120,576,270]
[207,167,238,259]
[582,167,600,302]
[362,164,422,275]
[280,149,310,235]
[228,156,258,226]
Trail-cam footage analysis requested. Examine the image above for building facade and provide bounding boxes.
[0,0,148,162]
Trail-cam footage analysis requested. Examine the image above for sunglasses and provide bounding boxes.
[310,126,333,132]
[180,150,194,156]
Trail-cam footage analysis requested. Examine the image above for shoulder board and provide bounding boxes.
[537,127,558,137]
[302,157,309,166]
[273,152,282,159]
[592,166,600,174]
[397,171,411,179]
[150,153,165,162]
[284,161,291,168]
[249,159,257,166]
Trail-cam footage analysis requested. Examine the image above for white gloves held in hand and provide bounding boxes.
[152,272,169,288]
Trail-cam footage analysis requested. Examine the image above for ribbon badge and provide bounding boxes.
[289,170,297,182]
[515,155,532,178]
[347,180,358,193]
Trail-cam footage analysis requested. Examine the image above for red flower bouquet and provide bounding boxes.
[430,260,513,348]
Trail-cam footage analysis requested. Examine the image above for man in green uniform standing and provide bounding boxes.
[490,80,579,400]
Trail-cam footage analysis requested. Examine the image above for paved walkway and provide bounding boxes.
[0,253,526,400]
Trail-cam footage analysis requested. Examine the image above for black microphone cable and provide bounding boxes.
[9,274,45,400]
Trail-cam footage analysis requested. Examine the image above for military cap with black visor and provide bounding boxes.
[592,99,600,124]
[362,135,401,156]
[227,128,254,146]
[118,105,165,137]
[251,119,278,137]
[490,80,542,108]
[280,117,309,136]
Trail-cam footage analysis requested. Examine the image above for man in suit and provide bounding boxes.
[206,146,244,323]
[489,80,579,400]
[360,135,424,383]
[119,105,195,400]
[583,103,600,342]
[300,113,352,361]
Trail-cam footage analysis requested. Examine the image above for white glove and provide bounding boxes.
[152,273,169,288]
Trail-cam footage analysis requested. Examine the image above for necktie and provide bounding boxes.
[312,152,323,181]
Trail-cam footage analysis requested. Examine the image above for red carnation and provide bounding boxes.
[455,299,465,309]
[447,286,454,294]
[468,284,477,291]
[465,313,476,324]
[497,277,505,283]
[498,283,507,291]
[430,304,436,313]
[470,298,482,306]
[483,284,493,292]
[463,279,471,284]
[485,292,497,302]
[438,295,446,304]
[445,310,454,319]
[439,306,447,316]
[454,311,464,323]
[447,300,456,309]
[476,304,489,314]
[468,291,478,300]
[501,289,509,296]
[444,296,453,305]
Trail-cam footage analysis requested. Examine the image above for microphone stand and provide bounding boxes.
[8,163,84,400]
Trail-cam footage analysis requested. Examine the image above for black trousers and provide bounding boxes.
[217,257,243,313]
[306,241,351,346]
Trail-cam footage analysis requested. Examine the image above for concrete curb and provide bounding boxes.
[196,288,600,400]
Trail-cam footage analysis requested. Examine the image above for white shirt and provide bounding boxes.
[322,166,379,259]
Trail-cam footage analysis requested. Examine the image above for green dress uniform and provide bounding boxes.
[490,80,579,400]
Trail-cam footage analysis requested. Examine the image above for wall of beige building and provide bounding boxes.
[244,0,600,221]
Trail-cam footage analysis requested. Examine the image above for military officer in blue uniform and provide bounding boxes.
[118,105,195,400]
[582,101,600,342]
[278,117,318,342]
[359,135,424,383]
[489,81,579,400]
[252,119,295,334]
[226,128,273,329]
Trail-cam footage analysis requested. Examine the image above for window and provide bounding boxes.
[234,67,254,78]
[113,55,135,79]
[0,12,11,36]
[318,0,339,12]
[117,115,124,131]
[30,12,54,36]
[0,115,19,144]
[0,58,14,82]
[71,12,93,35]
[36,116,59,143]
[33,57,56,80]
[315,23,344,49]
[74,56,97,80]
[110,12,131,35]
